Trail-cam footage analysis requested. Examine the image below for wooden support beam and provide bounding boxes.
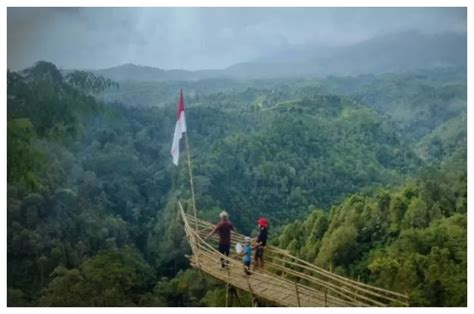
[295,281,301,307]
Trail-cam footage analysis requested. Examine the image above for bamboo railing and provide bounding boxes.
[178,202,409,307]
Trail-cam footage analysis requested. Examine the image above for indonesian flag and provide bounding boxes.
[171,89,187,165]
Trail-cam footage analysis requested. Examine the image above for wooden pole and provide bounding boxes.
[232,288,241,306]
[179,201,203,277]
[184,131,198,231]
[229,288,234,307]
[295,281,301,307]
[355,275,360,303]
[226,282,229,307]
[226,267,231,307]
[246,275,258,307]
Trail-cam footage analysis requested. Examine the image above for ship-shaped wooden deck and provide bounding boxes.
[179,202,409,307]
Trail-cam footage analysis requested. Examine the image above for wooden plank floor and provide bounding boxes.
[191,251,352,307]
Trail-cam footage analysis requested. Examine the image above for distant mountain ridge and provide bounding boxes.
[90,31,466,81]
[92,63,221,82]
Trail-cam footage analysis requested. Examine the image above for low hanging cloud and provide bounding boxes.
[7,7,466,71]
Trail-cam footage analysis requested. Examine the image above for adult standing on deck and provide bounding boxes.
[205,211,234,268]
[253,217,268,270]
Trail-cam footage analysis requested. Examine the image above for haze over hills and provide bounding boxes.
[91,31,466,81]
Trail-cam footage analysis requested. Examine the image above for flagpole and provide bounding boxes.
[172,88,198,231]
[184,120,198,232]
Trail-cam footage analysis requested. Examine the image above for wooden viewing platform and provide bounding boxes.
[178,202,409,307]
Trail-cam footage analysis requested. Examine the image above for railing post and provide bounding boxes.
[295,281,301,307]
[355,275,360,304]
[225,267,231,307]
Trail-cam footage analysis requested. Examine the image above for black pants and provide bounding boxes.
[254,246,265,268]
[218,244,230,267]
[255,246,264,257]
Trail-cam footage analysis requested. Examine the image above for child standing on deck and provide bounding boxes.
[242,236,252,275]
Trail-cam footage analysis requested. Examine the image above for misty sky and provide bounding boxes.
[7,7,466,71]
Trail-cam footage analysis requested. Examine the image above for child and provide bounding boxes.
[242,236,252,275]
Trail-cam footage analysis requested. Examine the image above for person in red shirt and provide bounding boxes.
[205,211,234,268]
[253,217,268,270]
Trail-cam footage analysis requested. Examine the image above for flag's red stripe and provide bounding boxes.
[177,88,185,119]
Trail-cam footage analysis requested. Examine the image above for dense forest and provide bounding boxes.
[7,61,466,306]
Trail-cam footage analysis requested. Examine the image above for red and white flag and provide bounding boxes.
[171,89,187,165]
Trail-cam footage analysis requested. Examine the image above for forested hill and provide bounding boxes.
[7,61,466,306]
[274,152,466,306]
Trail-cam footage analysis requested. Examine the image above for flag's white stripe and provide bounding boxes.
[171,111,186,165]
[180,111,186,133]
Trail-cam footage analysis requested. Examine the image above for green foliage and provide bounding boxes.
[7,118,43,189]
[8,63,98,140]
[276,160,467,306]
[368,214,467,306]
[66,70,119,94]
[402,198,430,229]
[189,94,420,233]
[7,62,103,190]
[38,247,155,306]
[416,113,466,162]
[321,68,466,143]
[316,224,359,268]
[274,209,328,261]
[138,269,247,307]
